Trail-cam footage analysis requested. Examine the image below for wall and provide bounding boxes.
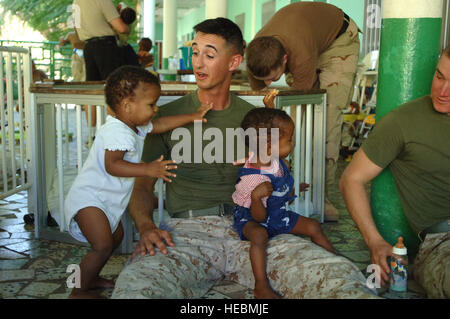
[177,6,205,45]
[170,0,365,50]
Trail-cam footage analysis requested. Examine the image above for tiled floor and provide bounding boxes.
[0,159,427,299]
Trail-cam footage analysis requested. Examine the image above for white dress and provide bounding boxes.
[64,115,153,242]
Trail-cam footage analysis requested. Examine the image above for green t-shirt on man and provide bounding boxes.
[361,96,450,233]
[142,91,254,215]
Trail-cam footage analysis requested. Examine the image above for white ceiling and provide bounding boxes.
[154,0,206,22]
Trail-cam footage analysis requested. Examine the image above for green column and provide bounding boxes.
[372,0,443,259]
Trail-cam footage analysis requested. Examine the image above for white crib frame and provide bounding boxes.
[29,83,326,253]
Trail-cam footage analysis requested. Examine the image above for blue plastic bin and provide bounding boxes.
[179,46,193,70]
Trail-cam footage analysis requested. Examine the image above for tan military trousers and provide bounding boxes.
[317,19,360,186]
[413,232,450,299]
[112,215,378,299]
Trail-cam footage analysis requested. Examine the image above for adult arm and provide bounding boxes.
[151,103,212,134]
[109,17,130,35]
[339,148,393,285]
[128,175,175,261]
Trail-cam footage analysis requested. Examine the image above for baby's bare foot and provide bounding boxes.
[253,283,281,299]
[91,276,115,289]
[69,289,107,299]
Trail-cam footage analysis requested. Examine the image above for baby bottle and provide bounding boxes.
[389,237,408,292]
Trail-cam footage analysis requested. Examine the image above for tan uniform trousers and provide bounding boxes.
[112,215,379,299]
[413,232,450,299]
[71,53,86,82]
[318,19,360,186]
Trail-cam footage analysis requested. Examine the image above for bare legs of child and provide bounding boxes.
[69,207,124,299]
[242,221,281,299]
[290,216,336,255]
[243,216,335,299]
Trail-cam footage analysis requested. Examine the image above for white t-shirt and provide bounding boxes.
[64,116,153,242]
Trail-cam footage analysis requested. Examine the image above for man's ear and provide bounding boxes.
[229,54,243,72]
[282,54,288,67]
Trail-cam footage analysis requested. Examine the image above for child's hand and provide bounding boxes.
[300,183,310,192]
[263,89,279,108]
[192,103,213,123]
[251,181,273,199]
[145,155,177,182]
[232,151,254,166]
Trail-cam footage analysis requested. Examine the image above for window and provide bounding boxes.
[362,0,382,57]
[235,13,246,36]
[261,0,276,27]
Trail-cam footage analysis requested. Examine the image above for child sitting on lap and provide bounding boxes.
[232,108,335,299]
[64,65,211,299]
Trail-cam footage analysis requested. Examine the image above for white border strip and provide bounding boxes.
[383,0,443,19]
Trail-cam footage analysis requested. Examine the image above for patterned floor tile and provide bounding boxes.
[0,282,29,298]
[19,282,61,297]
[0,231,10,239]
[0,259,29,270]
[10,232,34,239]
[0,269,34,282]
[0,247,27,259]
[0,239,30,248]
[4,240,41,253]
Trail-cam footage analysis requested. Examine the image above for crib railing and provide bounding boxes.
[0,46,33,199]
[29,83,326,253]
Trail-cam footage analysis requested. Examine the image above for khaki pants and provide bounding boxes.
[318,19,360,186]
[112,215,378,299]
[413,232,450,298]
[71,53,86,82]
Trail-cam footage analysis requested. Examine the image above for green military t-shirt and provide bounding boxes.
[143,91,254,214]
[361,96,450,233]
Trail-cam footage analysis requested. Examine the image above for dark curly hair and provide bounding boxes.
[241,108,293,154]
[120,7,136,25]
[139,37,153,52]
[105,65,160,112]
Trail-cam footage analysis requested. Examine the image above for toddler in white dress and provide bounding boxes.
[64,65,211,298]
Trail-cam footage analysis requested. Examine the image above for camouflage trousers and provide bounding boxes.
[112,215,378,299]
[318,18,360,186]
[413,232,450,299]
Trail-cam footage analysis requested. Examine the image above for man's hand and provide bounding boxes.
[192,103,213,122]
[252,181,273,199]
[145,155,177,182]
[368,238,394,286]
[130,226,175,261]
[263,89,279,108]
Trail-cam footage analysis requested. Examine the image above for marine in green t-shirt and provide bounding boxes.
[142,90,254,214]
[361,96,450,233]
[340,49,450,293]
